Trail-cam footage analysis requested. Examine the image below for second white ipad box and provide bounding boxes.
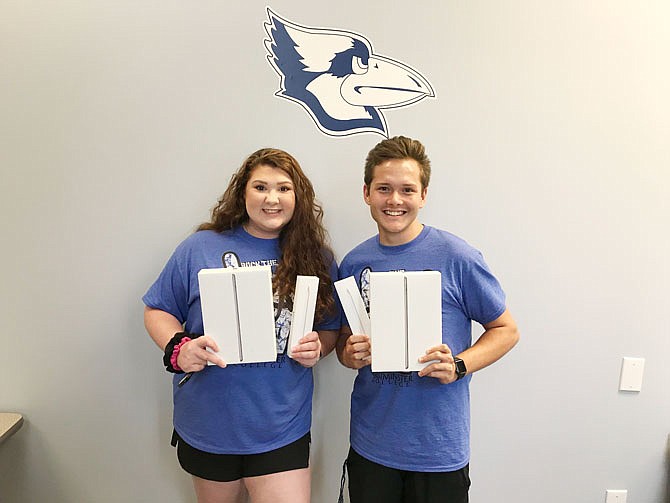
[369,271,442,372]
[287,275,319,357]
[334,276,371,336]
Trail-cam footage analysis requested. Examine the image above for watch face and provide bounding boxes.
[454,357,467,378]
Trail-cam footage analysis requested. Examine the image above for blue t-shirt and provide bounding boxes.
[143,227,340,454]
[338,225,506,472]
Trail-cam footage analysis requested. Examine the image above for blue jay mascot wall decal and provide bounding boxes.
[264,8,435,137]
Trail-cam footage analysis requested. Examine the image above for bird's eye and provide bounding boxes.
[352,56,368,75]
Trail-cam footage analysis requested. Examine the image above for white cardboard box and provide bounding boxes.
[335,276,371,336]
[198,266,277,364]
[369,271,442,372]
[287,275,319,358]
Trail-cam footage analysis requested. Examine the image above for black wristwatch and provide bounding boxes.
[453,357,467,380]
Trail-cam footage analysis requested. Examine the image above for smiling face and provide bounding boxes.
[244,164,296,239]
[364,158,427,246]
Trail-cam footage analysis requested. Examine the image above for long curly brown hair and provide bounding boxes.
[197,148,335,321]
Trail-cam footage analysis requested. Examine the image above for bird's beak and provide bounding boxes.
[340,55,435,108]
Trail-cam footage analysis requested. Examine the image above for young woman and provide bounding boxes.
[143,148,339,503]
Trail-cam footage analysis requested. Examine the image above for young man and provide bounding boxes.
[336,136,519,503]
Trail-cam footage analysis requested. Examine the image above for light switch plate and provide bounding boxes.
[619,357,645,392]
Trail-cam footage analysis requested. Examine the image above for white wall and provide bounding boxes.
[1,1,668,502]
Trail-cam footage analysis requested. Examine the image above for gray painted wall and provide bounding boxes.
[1,1,668,501]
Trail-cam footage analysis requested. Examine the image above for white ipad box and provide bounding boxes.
[369,271,442,372]
[287,275,319,358]
[197,265,277,364]
[334,276,371,336]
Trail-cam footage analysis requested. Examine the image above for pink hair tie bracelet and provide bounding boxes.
[162,331,201,374]
[169,337,191,372]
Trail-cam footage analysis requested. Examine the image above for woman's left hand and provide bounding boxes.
[290,331,322,368]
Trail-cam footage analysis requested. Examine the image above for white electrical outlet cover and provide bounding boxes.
[619,357,645,392]
[605,489,627,503]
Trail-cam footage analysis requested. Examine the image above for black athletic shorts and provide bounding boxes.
[346,447,471,503]
[173,431,311,482]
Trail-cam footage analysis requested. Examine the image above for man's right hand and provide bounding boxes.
[339,334,372,369]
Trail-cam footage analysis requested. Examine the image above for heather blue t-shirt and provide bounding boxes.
[338,225,506,472]
[143,227,340,454]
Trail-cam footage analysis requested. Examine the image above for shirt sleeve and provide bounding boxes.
[459,250,507,325]
[142,242,191,324]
